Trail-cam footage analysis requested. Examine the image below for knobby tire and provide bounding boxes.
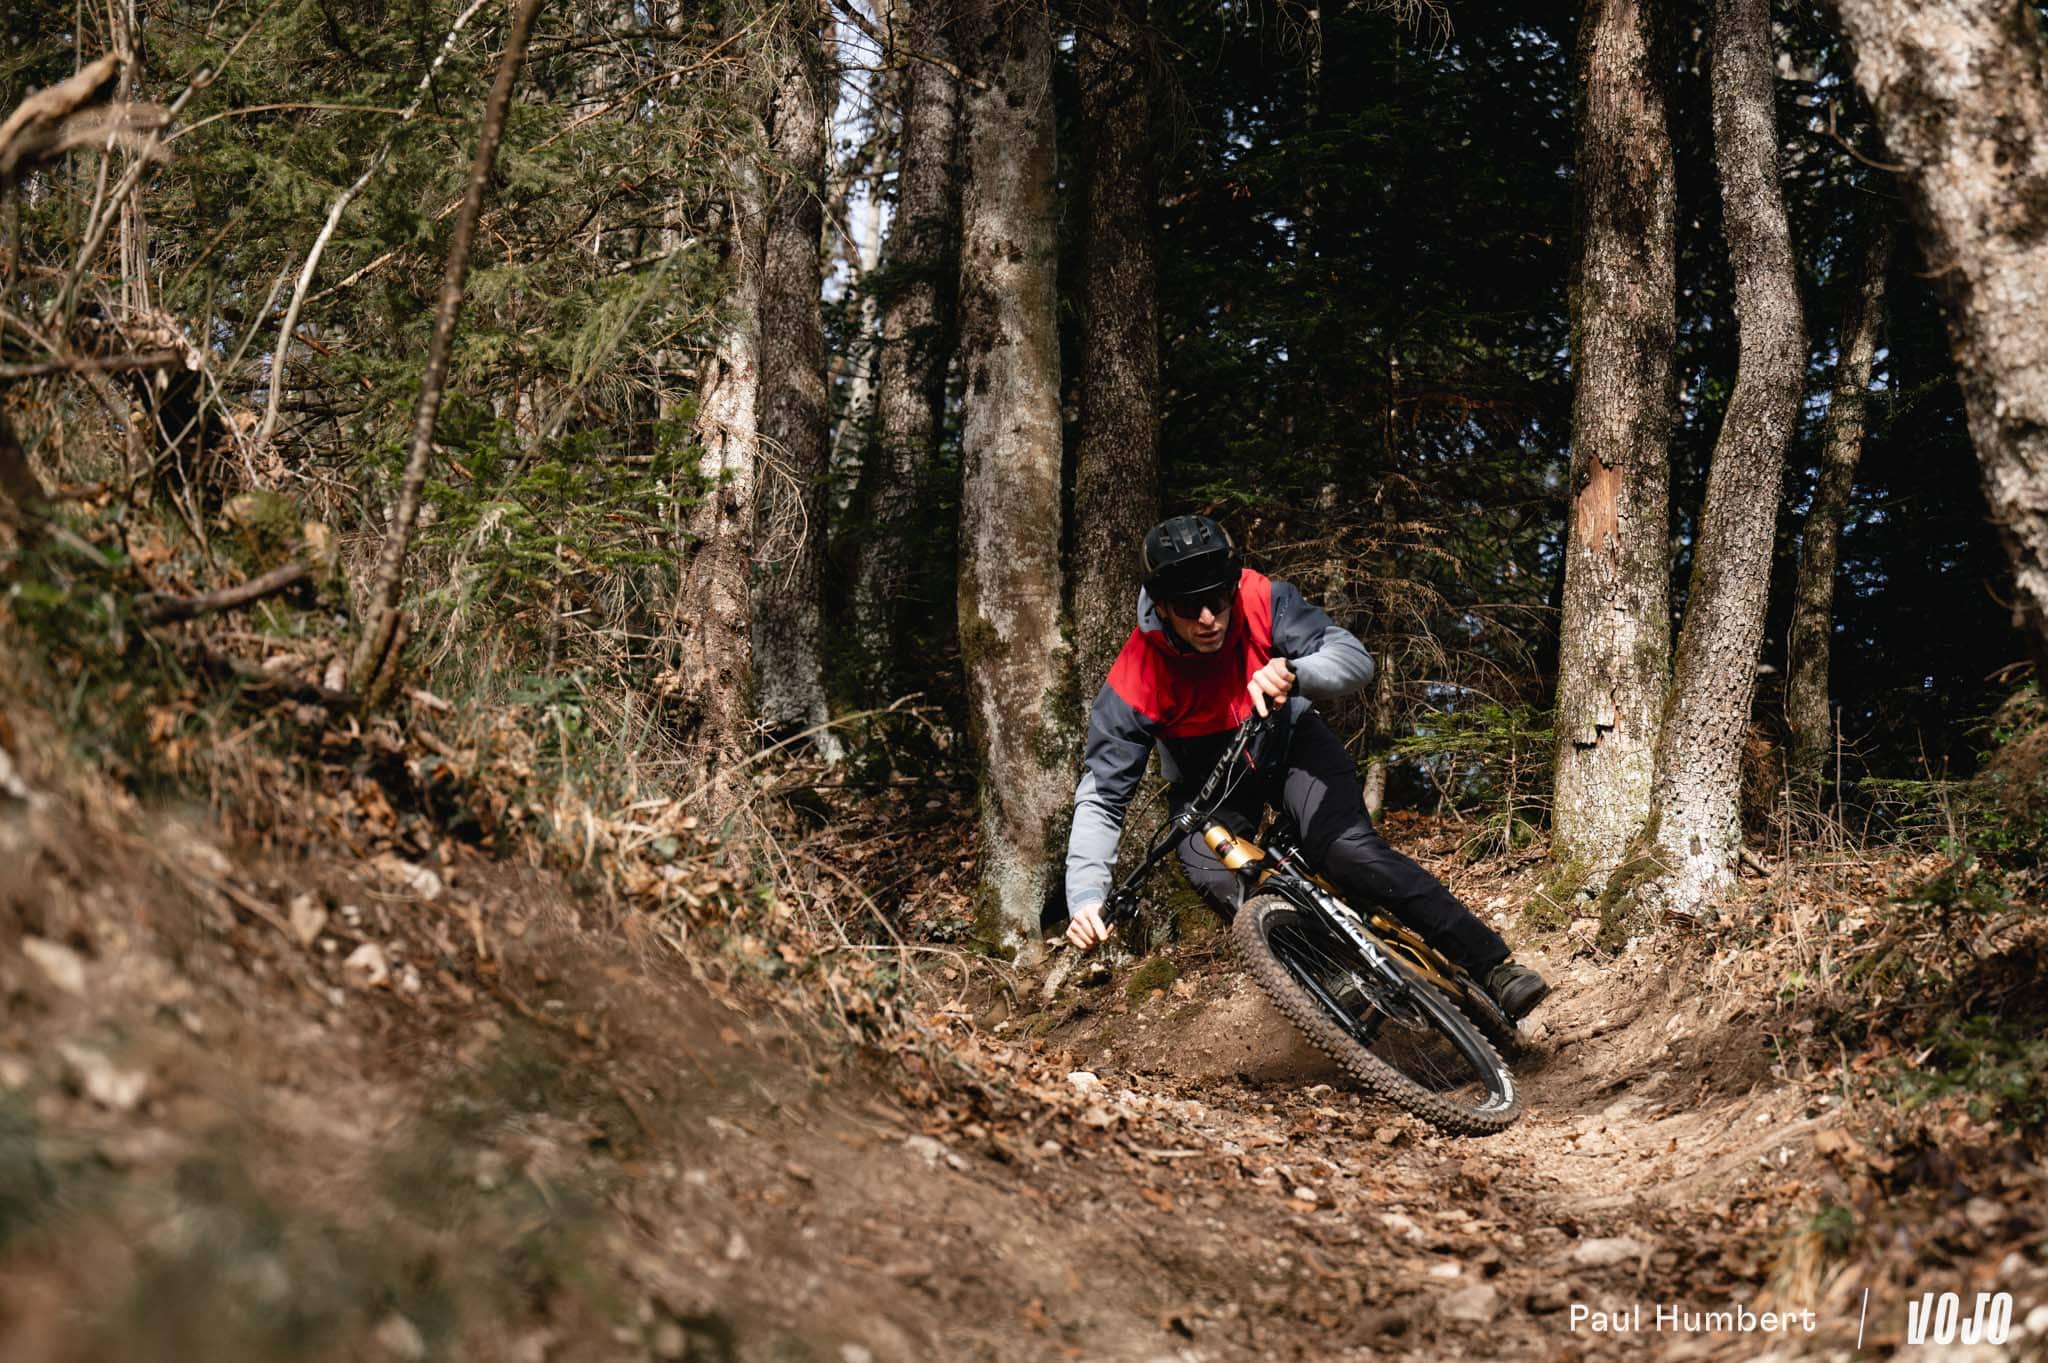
[1450,979,1523,1059]
[1233,893,1521,1135]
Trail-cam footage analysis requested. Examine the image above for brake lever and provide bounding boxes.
[1100,888,1139,927]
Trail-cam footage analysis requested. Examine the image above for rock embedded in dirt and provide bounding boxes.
[651,1320,687,1359]
[287,893,327,948]
[22,936,87,996]
[1527,1282,1571,1314]
[374,854,444,901]
[1067,1070,1102,1094]
[1438,1283,1502,1324]
[344,942,389,988]
[1570,1235,1645,1268]
[94,1126,182,1169]
[372,1312,426,1361]
[55,1041,148,1111]
[1380,1212,1425,1243]
[1964,1197,2004,1233]
[903,1134,965,1170]
[474,1148,508,1191]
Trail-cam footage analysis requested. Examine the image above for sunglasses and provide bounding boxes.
[1161,586,1234,619]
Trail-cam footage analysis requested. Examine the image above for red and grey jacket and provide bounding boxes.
[1064,570,1374,913]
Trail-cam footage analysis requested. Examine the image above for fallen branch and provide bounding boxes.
[137,559,309,624]
[0,348,184,381]
[176,643,359,709]
[0,54,167,187]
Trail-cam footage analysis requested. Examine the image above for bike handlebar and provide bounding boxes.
[1097,708,1278,927]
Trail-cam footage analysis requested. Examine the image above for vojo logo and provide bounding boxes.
[1904,1292,2015,1347]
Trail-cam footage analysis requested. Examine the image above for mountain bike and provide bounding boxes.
[1097,709,1522,1135]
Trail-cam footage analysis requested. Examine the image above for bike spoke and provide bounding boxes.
[1265,916,1504,1108]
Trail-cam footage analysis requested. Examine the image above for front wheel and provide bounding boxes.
[1233,893,1521,1135]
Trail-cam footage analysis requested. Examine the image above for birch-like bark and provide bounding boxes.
[1363,649,1394,818]
[1070,0,1160,689]
[1549,0,1676,888]
[348,0,545,698]
[1786,222,1890,804]
[752,0,839,759]
[957,0,1071,950]
[1635,0,1806,921]
[1830,0,2048,681]
[853,0,962,703]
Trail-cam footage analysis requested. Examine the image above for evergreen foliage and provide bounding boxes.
[0,0,2033,841]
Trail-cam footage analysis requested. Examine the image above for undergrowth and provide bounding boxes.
[1,484,985,1064]
[1791,687,2048,1132]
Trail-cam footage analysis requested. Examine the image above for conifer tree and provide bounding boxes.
[1550,0,1677,889]
[956,0,1072,946]
[1634,0,1806,921]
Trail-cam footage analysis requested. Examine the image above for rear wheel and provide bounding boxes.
[1233,893,1520,1135]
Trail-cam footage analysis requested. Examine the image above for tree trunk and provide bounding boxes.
[752,2,839,759]
[1829,0,2048,681]
[1070,0,1161,688]
[1363,649,1393,818]
[675,173,766,812]
[956,0,1072,951]
[1634,0,1806,921]
[1549,0,1677,889]
[853,0,962,704]
[1786,222,1890,805]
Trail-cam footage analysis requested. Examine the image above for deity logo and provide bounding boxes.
[1905,1293,2014,1347]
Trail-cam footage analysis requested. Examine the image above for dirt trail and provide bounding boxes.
[4,805,2043,1363]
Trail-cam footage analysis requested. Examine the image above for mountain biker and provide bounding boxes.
[1062,514,1551,1021]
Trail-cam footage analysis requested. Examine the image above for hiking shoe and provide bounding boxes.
[1485,960,1550,1021]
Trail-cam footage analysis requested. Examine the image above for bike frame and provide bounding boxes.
[1097,710,1461,1014]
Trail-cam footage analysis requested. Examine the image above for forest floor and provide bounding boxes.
[4,763,2046,1363]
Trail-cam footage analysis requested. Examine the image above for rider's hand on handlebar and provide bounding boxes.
[1248,657,1296,717]
[1066,900,1110,950]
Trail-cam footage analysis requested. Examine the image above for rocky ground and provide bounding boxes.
[3,787,2045,1362]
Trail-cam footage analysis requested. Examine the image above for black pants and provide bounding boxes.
[1175,711,1511,977]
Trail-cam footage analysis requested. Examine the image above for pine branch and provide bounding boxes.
[348,0,549,700]
[255,0,494,453]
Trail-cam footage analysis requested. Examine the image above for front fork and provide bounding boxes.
[1202,821,1419,1007]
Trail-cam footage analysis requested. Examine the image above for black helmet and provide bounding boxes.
[1142,514,1241,603]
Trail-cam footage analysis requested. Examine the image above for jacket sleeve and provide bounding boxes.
[1270,578,1375,700]
[1064,683,1160,912]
